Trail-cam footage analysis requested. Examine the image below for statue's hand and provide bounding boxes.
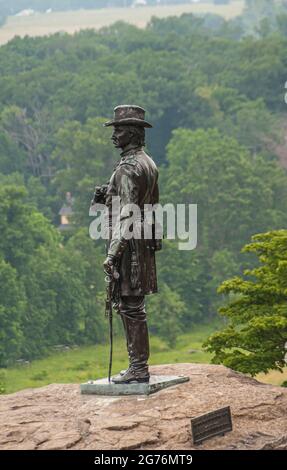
[92,184,108,205]
[103,256,116,276]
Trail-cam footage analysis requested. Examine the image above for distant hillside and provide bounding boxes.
[0,0,199,17]
[0,2,244,45]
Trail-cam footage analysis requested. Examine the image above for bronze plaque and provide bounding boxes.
[191,406,232,445]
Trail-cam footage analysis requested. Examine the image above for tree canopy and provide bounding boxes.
[205,230,287,376]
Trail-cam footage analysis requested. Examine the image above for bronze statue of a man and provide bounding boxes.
[103,105,159,384]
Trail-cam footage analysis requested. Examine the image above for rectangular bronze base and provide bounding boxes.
[80,375,190,396]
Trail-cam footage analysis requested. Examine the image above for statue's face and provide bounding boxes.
[112,126,131,149]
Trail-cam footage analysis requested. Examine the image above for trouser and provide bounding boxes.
[118,295,150,377]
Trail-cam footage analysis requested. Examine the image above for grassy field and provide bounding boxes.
[1,323,215,394]
[1,320,286,395]
[0,1,245,46]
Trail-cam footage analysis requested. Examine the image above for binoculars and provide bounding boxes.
[91,184,108,205]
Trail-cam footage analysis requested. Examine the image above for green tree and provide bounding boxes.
[162,127,287,318]
[164,128,287,255]
[156,240,211,324]
[206,249,239,310]
[52,117,118,226]
[277,13,287,36]
[0,172,59,222]
[0,129,26,175]
[243,0,277,36]
[205,230,287,376]
[64,228,108,343]
[0,257,26,366]
[1,106,57,180]
[147,283,186,348]
[0,184,59,272]
[0,180,107,362]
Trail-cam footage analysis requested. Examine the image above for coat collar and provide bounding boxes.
[120,146,143,159]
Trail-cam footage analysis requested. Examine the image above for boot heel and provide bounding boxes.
[135,377,150,383]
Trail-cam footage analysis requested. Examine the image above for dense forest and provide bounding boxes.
[0,1,287,367]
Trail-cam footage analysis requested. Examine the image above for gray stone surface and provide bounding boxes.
[80,375,190,396]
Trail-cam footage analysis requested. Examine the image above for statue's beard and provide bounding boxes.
[112,137,121,148]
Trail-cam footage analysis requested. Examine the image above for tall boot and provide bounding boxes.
[112,315,150,384]
[119,313,131,376]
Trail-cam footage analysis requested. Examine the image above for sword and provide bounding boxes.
[105,267,120,383]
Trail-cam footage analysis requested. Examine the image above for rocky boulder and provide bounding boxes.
[0,363,286,450]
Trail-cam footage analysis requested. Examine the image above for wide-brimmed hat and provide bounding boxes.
[104,105,152,128]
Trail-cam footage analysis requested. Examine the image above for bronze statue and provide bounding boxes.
[102,105,160,384]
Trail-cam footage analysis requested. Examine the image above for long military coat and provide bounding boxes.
[105,146,159,297]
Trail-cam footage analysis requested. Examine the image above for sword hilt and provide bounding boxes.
[104,268,120,283]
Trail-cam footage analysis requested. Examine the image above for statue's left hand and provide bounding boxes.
[103,256,115,276]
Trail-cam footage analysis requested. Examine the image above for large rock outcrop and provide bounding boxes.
[1,363,286,450]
